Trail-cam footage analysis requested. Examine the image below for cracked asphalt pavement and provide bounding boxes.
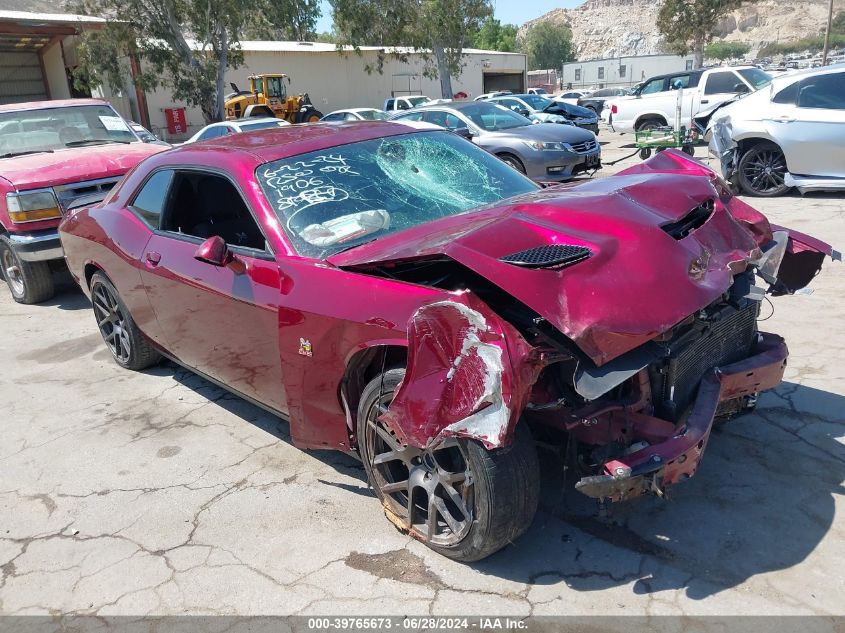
[1,131,843,617]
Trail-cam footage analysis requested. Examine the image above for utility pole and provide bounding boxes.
[822,0,834,66]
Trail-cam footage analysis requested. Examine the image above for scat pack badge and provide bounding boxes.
[298,338,313,357]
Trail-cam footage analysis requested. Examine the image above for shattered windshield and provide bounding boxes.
[256,131,539,258]
[0,105,136,157]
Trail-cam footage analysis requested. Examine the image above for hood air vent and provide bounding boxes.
[500,244,592,268]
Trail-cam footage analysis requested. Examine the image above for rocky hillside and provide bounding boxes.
[524,0,845,61]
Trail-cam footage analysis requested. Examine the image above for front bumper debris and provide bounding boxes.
[7,229,64,262]
[575,332,788,501]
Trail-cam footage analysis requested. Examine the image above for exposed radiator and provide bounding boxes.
[650,301,759,420]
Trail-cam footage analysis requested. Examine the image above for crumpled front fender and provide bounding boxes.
[380,295,543,450]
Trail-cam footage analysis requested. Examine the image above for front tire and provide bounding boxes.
[498,153,526,174]
[737,141,789,197]
[90,272,161,370]
[358,369,540,562]
[0,236,54,304]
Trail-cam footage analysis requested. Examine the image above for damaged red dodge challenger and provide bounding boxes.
[59,123,836,562]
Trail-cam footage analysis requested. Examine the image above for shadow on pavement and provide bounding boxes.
[144,358,843,600]
[471,381,843,599]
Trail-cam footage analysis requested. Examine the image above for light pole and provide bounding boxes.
[822,0,834,66]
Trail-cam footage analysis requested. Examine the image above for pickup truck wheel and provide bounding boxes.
[737,142,789,197]
[358,368,540,562]
[636,119,664,132]
[90,272,161,370]
[0,236,54,304]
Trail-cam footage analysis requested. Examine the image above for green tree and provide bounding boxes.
[518,21,574,71]
[72,0,321,124]
[259,0,322,41]
[330,0,493,99]
[470,17,518,52]
[657,0,757,69]
[832,10,845,34]
[705,40,751,61]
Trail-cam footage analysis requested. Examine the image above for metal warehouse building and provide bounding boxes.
[561,53,697,90]
[0,10,527,141]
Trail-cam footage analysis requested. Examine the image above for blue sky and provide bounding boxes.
[314,0,583,33]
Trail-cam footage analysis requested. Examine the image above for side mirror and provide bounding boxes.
[194,235,233,267]
[734,83,750,94]
[452,126,474,139]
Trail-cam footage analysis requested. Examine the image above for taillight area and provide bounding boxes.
[611,104,618,114]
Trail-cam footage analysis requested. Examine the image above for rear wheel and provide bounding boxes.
[737,141,789,197]
[0,236,54,304]
[358,369,540,562]
[90,272,161,370]
[637,119,665,132]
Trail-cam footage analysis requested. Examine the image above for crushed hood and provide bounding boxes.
[330,169,772,366]
[0,142,165,190]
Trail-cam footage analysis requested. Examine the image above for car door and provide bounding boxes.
[769,72,845,177]
[701,70,747,111]
[139,169,287,413]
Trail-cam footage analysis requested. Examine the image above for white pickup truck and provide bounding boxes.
[608,66,772,133]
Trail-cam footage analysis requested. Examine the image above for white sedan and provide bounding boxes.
[320,108,390,122]
[184,117,290,143]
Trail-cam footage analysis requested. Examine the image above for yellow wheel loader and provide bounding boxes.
[224,74,323,123]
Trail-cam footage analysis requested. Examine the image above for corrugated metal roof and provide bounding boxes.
[235,40,524,57]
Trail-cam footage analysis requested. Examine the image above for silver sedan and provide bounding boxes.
[390,101,601,181]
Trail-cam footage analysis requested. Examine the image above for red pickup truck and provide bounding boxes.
[0,99,167,303]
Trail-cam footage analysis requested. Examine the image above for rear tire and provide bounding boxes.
[358,369,540,562]
[90,272,161,370]
[637,119,665,131]
[0,236,54,304]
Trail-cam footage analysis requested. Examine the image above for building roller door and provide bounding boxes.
[0,49,48,104]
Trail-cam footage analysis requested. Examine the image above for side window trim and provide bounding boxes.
[156,166,276,258]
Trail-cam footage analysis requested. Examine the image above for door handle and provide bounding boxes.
[774,116,796,123]
[700,99,709,104]
[144,251,161,267]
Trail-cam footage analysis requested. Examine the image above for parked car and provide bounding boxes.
[128,121,170,146]
[576,87,629,115]
[390,101,600,180]
[526,87,549,95]
[490,94,600,134]
[321,108,390,122]
[0,98,166,303]
[608,66,772,133]
[555,90,592,105]
[383,95,431,112]
[184,117,290,143]
[473,91,511,101]
[58,123,833,561]
[705,64,845,196]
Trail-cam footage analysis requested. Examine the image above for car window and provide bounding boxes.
[640,78,666,95]
[668,75,691,90]
[344,113,358,120]
[737,68,772,89]
[407,96,431,107]
[396,100,410,110]
[704,71,743,95]
[129,170,174,228]
[197,126,226,140]
[421,111,463,129]
[0,103,136,156]
[496,98,521,110]
[160,172,266,251]
[256,130,539,258]
[462,103,531,131]
[322,113,344,122]
[797,73,845,110]
[772,81,800,104]
[359,110,389,121]
[523,95,554,110]
[240,120,284,132]
[393,111,424,122]
[385,99,395,110]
